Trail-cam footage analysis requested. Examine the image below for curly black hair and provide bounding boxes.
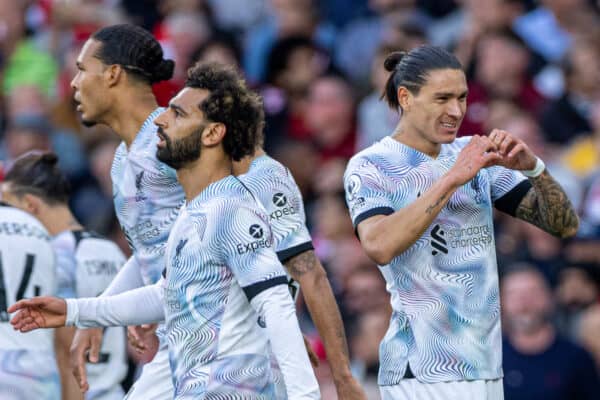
[185,62,264,160]
[4,152,71,205]
[92,24,174,84]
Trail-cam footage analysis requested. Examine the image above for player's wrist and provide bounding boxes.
[65,298,79,326]
[522,157,545,178]
[442,170,465,189]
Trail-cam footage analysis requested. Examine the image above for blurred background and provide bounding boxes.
[0,0,599,398]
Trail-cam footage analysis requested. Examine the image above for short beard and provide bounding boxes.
[156,126,204,170]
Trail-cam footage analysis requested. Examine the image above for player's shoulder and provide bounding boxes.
[242,155,296,194]
[249,154,287,176]
[346,137,399,182]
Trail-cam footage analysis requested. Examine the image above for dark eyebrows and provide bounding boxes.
[169,103,188,116]
[434,90,469,98]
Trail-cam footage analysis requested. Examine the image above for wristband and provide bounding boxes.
[65,298,79,326]
[522,157,545,178]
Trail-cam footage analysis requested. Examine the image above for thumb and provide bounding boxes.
[483,151,503,167]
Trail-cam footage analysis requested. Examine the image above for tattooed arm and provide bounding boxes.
[285,250,367,400]
[516,170,579,238]
[357,135,501,265]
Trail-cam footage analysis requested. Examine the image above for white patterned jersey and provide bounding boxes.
[162,175,288,398]
[344,136,531,385]
[111,108,185,285]
[0,202,59,399]
[53,230,127,399]
[239,154,313,299]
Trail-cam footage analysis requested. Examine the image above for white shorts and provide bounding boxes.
[124,343,174,400]
[380,378,504,400]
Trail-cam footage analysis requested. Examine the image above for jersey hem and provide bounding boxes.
[242,276,288,301]
[493,180,532,217]
[276,241,314,263]
[353,207,395,234]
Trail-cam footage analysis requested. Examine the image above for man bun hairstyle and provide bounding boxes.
[4,151,71,205]
[185,62,264,161]
[382,45,463,111]
[92,24,175,84]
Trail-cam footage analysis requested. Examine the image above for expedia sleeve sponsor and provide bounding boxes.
[236,224,273,254]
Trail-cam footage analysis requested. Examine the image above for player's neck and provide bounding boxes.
[106,90,158,147]
[232,147,265,176]
[177,152,232,202]
[40,204,83,236]
[391,122,441,158]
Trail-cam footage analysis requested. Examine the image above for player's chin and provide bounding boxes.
[434,129,458,144]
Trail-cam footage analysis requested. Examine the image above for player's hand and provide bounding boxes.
[127,324,159,362]
[70,328,104,393]
[303,335,320,368]
[8,296,67,332]
[448,135,502,186]
[334,375,368,400]
[488,129,537,171]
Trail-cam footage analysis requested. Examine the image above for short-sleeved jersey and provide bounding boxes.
[0,203,56,349]
[239,154,313,299]
[162,175,288,399]
[53,230,127,399]
[111,108,185,285]
[0,203,59,399]
[344,136,531,385]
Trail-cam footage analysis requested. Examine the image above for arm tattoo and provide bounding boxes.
[515,170,579,238]
[426,193,448,215]
[284,250,317,280]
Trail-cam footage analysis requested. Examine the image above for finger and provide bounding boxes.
[490,130,505,147]
[483,151,503,167]
[18,321,41,332]
[499,135,514,155]
[7,299,39,313]
[70,341,89,390]
[480,136,499,153]
[488,129,500,141]
[507,142,526,158]
[128,326,147,350]
[88,332,102,363]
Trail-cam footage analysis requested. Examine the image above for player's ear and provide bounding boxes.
[397,86,412,112]
[22,193,43,215]
[202,122,226,148]
[105,64,123,88]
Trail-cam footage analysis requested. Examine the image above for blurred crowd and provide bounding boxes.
[1,0,600,398]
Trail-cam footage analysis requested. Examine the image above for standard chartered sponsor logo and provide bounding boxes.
[446,224,493,248]
[430,223,493,255]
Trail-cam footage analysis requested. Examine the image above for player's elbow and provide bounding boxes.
[361,237,394,265]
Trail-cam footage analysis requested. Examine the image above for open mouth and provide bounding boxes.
[440,120,459,132]
[157,130,167,148]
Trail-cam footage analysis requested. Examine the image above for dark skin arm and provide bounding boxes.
[285,250,367,400]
